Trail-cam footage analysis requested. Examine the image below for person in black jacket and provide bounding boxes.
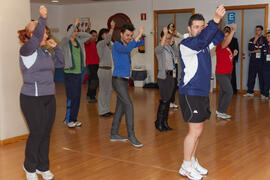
[224,26,239,95]
[244,25,267,98]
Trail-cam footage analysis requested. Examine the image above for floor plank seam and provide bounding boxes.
[62,147,178,173]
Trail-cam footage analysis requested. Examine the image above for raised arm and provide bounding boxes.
[20,5,47,56]
[77,32,92,43]
[221,23,236,48]
[47,39,64,68]
[60,18,80,45]
[113,40,138,53]
[182,5,226,52]
[134,27,144,42]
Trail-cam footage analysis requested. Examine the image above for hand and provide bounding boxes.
[233,49,238,56]
[173,30,178,36]
[213,5,226,23]
[46,39,57,48]
[39,5,47,19]
[163,27,168,34]
[74,18,80,26]
[111,20,115,29]
[231,23,236,32]
[138,27,144,35]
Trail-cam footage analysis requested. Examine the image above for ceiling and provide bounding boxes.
[30,0,132,5]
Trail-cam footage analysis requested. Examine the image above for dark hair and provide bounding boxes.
[160,31,171,38]
[120,24,135,33]
[256,25,263,30]
[167,23,175,29]
[188,14,205,27]
[67,24,73,32]
[223,26,231,34]
[90,30,97,34]
[266,31,270,35]
[97,28,109,42]
[67,24,80,32]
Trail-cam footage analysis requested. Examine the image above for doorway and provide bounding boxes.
[221,4,268,93]
[153,9,195,82]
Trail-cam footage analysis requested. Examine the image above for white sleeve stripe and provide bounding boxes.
[180,45,199,86]
[209,42,215,50]
[179,44,199,56]
[21,50,38,69]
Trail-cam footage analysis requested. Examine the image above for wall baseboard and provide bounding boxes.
[0,134,29,145]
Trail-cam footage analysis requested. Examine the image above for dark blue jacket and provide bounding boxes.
[178,20,224,97]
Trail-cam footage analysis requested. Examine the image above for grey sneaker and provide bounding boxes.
[110,134,128,142]
[128,136,143,147]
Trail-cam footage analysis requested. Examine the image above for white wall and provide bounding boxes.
[153,0,270,28]
[0,0,30,140]
[31,0,270,84]
[31,0,155,82]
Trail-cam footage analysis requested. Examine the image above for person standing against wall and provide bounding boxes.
[97,21,115,117]
[225,26,239,95]
[154,27,176,132]
[18,5,64,180]
[85,30,100,103]
[60,18,92,128]
[178,5,225,180]
[110,24,144,147]
[262,31,270,99]
[244,25,267,98]
[215,24,237,119]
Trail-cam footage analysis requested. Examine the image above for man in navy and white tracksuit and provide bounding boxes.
[244,25,267,98]
[177,6,225,180]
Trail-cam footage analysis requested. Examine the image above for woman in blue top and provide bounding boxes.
[18,5,64,180]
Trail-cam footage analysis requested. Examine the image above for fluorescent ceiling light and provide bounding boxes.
[51,0,59,2]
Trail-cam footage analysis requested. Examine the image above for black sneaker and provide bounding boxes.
[100,112,114,117]
[88,98,97,103]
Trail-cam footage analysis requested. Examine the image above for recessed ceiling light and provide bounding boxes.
[51,0,59,3]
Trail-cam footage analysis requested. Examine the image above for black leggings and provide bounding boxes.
[20,94,56,172]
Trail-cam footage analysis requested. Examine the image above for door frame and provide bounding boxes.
[218,4,269,93]
[153,8,195,82]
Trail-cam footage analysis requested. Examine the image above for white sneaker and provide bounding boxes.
[23,166,38,180]
[36,169,54,180]
[261,95,269,100]
[74,121,82,127]
[243,93,254,97]
[216,111,231,119]
[170,103,179,109]
[192,159,208,175]
[65,121,76,128]
[179,164,203,180]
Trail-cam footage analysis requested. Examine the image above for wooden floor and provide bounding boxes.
[1,83,270,180]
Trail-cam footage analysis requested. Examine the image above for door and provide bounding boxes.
[154,9,195,82]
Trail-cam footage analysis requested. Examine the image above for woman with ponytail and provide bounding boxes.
[18,5,64,180]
